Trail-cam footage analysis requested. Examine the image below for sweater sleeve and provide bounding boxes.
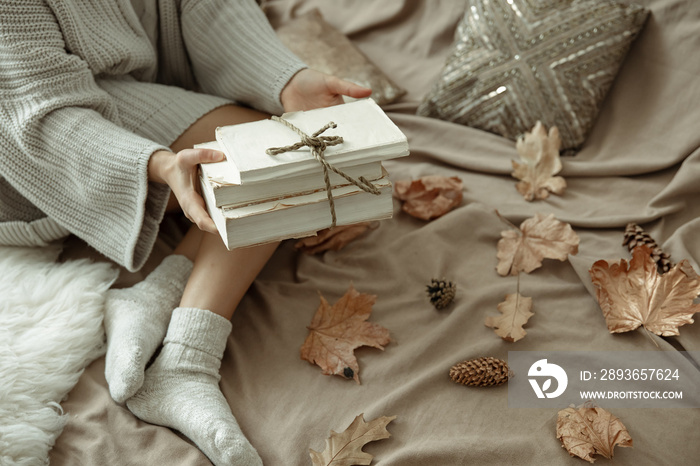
[0,1,170,271]
[180,0,307,115]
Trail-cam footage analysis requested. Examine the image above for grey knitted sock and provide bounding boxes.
[126,307,262,466]
[104,254,193,403]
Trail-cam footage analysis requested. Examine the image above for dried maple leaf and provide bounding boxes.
[310,414,396,466]
[511,121,566,201]
[496,212,579,276]
[485,293,534,342]
[589,245,700,336]
[393,175,463,220]
[294,222,377,255]
[556,404,633,463]
[300,285,391,383]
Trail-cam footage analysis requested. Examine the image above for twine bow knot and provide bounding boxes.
[266,119,343,156]
[265,115,381,228]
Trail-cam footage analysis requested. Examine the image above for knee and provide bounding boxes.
[171,104,269,152]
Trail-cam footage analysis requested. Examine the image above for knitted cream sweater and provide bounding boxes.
[0,0,306,271]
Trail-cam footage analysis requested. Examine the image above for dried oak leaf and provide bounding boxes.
[295,222,377,255]
[393,175,463,220]
[511,121,566,201]
[310,414,396,466]
[496,212,579,276]
[589,245,700,336]
[556,405,633,463]
[300,285,390,383]
[485,293,534,342]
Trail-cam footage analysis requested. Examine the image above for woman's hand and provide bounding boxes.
[280,68,372,112]
[148,148,224,234]
[147,69,369,235]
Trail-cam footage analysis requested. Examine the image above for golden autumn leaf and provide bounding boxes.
[294,222,377,255]
[310,414,396,466]
[393,175,463,220]
[485,293,534,342]
[589,245,700,336]
[300,285,391,383]
[511,121,566,201]
[556,404,633,463]
[496,212,579,276]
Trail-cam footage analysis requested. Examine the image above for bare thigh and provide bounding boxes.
[166,104,269,210]
[171,104,268,152]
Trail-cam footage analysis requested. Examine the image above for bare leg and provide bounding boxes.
[105,105,269,403]
[173,224,202,262]
[181,234,279,320]
[171,104,268,152]
[126,104,274,466]
[170,104,277,319]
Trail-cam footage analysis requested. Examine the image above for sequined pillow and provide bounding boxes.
[417,0,649,150]
[275,9,405,106]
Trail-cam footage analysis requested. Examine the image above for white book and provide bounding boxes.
[197,140,384,208]
[214,99,408,184]
[202,169,394,250]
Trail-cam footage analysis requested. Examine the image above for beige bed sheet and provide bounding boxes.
[50,0,700,464]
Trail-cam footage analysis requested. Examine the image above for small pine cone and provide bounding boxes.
[622,223,673,274]
[426,278,456,309]
[449,357,510,387]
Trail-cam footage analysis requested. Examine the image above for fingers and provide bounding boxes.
[170,148,221,235]
[191,208,218,235]
[178,148,225,167]
[328,76,372,99]
[181,193,218,234]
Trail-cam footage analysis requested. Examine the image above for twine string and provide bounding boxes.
[265,115,381,228]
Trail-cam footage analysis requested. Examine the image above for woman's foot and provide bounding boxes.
[126,307,262,466]
[104,254,192,402]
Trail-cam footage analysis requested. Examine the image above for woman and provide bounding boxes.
[0,1,370,464]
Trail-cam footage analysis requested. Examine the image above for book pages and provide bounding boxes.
[202,170,393,250]
[215,99,408,184]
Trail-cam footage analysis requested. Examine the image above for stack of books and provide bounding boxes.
[197,99,409,249]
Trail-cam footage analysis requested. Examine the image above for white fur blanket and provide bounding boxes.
[0,244,117,466]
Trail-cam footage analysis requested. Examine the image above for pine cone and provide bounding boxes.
[426,278,456,309]
[622,223,674,274]
[449,357,510,387]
